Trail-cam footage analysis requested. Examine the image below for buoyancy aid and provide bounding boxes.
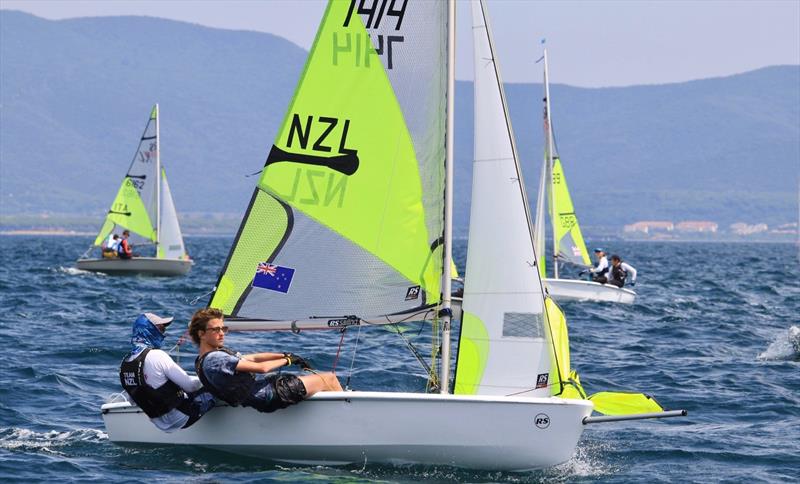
[195,347,255,406]
[118,239,132,257]
[610,264,628,284]
[119,348,183,418]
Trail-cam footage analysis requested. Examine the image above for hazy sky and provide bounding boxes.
[2,0,798,87]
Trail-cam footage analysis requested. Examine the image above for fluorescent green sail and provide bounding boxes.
[453,311,490,395]
[211,0,442,316]
[545,297,570,395]
[589,392,664,415]
[550,158,591,267]
[92,177,156,246]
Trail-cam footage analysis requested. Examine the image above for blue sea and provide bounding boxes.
[1,235,798,483]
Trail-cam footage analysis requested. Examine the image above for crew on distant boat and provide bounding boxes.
[117,230,133,259]
[189,308,343,413]
[102,233,120,258]
[607,255,637,288]
[580,248,609,283]
[119,313,215,432]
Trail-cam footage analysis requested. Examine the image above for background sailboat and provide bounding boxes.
[533,50,636,304]
[76,104,192,276]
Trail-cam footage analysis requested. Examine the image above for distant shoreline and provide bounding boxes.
[0,229,94,236]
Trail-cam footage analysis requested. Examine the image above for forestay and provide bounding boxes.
[210,0,448,324]
[454,0,554,397]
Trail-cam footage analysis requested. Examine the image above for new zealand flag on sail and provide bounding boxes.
[252,262,295,294]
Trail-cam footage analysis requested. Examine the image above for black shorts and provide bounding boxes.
[245,373,307,413]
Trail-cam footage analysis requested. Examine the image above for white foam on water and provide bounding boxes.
[0,427,107,454]
[59,266,103,276]
[757,326,800,361]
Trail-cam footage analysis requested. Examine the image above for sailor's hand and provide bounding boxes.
[284,352,312,370]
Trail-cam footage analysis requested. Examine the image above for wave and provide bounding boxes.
[757,326,800,361]
[0,427,107,454]
[58,266,104,276]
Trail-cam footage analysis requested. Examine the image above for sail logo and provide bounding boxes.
[405,286,420,301]
[536,373,549,389]
[138,142,157,163]
[534,413,550,429]
[252,262,295,294]
[327,316,360,328]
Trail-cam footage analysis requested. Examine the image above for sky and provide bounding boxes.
[1,0,799,87]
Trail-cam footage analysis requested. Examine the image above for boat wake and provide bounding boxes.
[0,427,107,454]
[59,266,103,276]
[757,326,800,361]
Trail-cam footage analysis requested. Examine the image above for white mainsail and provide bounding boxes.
[453,0,553,397]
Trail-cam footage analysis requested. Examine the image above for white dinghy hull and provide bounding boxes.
[545,278,636,304]
[102,391,592,470]
[76,257,192,276]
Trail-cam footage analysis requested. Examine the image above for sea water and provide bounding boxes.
[0,235,797,482]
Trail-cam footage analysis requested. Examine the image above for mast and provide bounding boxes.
[439,0,455,394]
[155,103,161,251]
[543,50,559,279]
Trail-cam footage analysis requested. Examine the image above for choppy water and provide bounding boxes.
[1,235,798,482]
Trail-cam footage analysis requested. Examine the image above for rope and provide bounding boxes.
[188,287,216,306]
[331,327,347,372]
[344,323,362,391]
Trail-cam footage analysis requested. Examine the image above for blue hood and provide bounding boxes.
[130,314,165,354]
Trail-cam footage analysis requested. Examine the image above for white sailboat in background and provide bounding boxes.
[102,0,682,470]
[76,104,192,276]
[533,49,636,304]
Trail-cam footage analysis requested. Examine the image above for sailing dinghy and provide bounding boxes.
[76,105,192,276]
[533,49,635,304]
[102,0,682,470]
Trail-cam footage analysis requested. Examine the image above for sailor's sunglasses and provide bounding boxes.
[206,325,229,334]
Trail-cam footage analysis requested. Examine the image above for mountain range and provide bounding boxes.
[1,11,798,235]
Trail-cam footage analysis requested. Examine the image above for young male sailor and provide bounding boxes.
[117,230,133,259]
[189,308,343,413]
[607,255,637,288]
[119,313,215,432]
[581,248,609,283]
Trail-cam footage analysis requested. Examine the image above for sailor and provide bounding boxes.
[189,308,343,413]
[117,230,133,259]
[119,313,215,432]
[607,255,637,288]
[102,234,120,258]
[580,248,609,283]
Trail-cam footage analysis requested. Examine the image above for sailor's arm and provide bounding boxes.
[241,352,285,363]
[623,262,637,282]
[235,357,290,374]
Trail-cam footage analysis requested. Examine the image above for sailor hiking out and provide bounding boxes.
[607,255,637,288]
[189,308,343,413]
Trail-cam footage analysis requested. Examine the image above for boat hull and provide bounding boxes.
[102,391,593,470]
[75,257,192,276]
[545,278,636,304]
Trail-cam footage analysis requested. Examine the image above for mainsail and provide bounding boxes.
[454,0,555,397]
[541,50,591,272]
[90,104,187,260]
[210,0,448,323]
